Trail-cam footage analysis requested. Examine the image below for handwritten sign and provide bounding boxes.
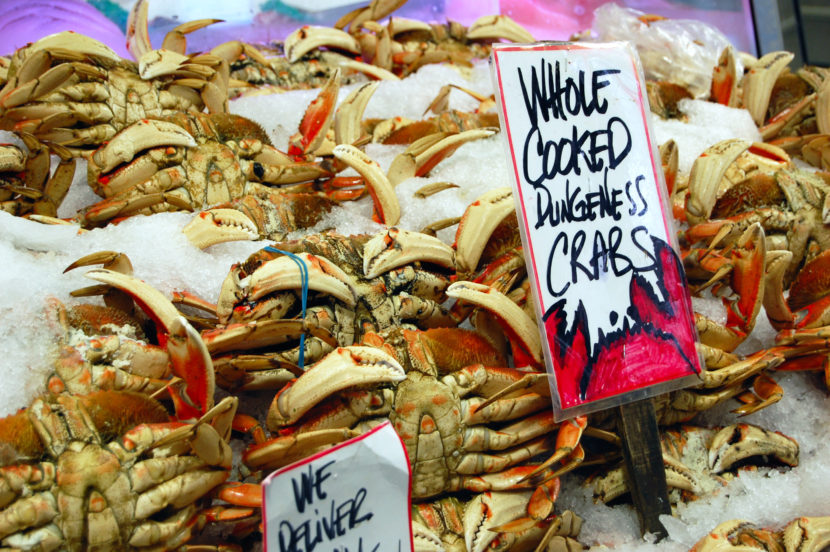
[491,42,701,419]
[263,421,413,552]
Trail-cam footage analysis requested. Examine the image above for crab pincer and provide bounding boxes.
[82,267,216,420]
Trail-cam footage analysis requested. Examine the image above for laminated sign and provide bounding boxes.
[263,421,413,552]
[491,42,702,419]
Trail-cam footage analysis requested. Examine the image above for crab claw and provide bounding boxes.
[453,187,515,278]
[161,18,224,55]
[447,281,543,368]
[524,416,588,479]
[126,0,152,59]
[685,139,752,226]
[267,346,405,428]
[466,15,535,43]
[742,51,795,126]
[138,48,190,80]
[334,143,400,225]
[464,479,559,552]
[708,423,798,474]
[689,519,756,552]
[183,208,259,249]
[781,516,830,552]
[88,118,196,195]
[782,249,830,330]
[247,252,357,307]
[387,128,496,187]
[83,268,215,419]
[284,26,361,63]
[710,47,739,107]
[710,223,767,351]
[363,227,455,279]
[65,251,136,313]
[289,69,341,156]
[335,80,379,146]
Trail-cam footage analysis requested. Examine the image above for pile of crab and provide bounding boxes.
[1,0,830,550]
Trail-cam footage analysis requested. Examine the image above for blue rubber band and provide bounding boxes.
[264,246,309,370]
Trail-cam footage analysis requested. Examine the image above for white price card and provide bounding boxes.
[263,421,414,552]
[491,42,702,420]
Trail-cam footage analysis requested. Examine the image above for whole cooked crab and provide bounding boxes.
[0,30,228,156]
[47,251,216,421]
[245,324,586,499]
[589,423,799,506]
[0,390,237,551]
[691,515,830,552]
[194,228,457,390]
[74,111,336,228]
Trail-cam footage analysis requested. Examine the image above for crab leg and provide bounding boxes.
[462,410,557,452]
[202,318,335,355]
[335,0,407,32]
[454,434,556,476]
[77,181,194,225]
[83,268,215,419]
[244,428,363,471]
[455,461,556,493]
[694,223,767,352]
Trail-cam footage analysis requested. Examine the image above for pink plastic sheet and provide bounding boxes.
[0,0,129,58]
[0,0,757,58]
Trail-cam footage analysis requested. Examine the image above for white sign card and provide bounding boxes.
[491,42,702,420]
[263,421,414,552]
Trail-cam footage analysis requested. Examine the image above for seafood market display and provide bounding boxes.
[0,0,829,550]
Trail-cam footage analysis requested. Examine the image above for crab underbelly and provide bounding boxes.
[56,442,132,550]
[391,373,464,499]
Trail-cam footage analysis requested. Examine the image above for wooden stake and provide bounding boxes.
[617,399,671,539]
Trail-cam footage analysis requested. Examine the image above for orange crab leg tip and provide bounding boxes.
[218,482,263,508]
[486,517,541,534]
[232,414,267,444]
[555,416,588,449]
[711,74,735,105]
[528,478,560,517]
